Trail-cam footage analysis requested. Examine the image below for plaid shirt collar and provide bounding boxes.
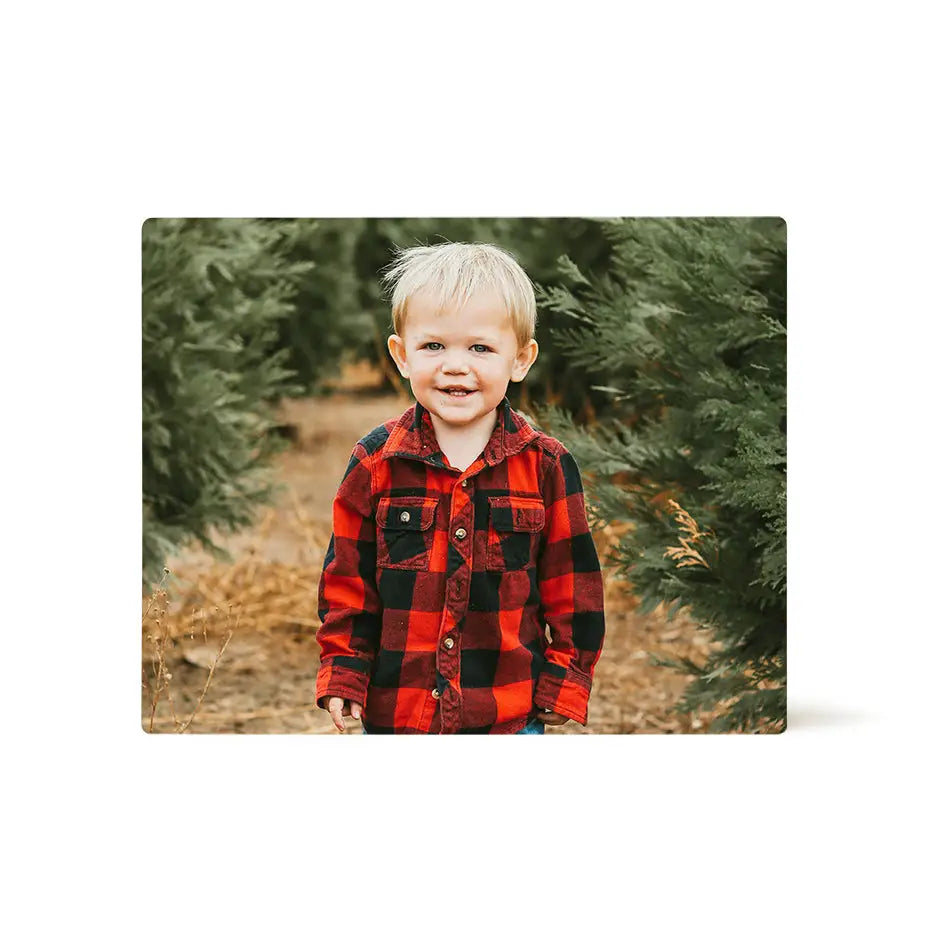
[382,397,540,469]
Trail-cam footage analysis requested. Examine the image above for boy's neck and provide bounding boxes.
[429,408,499,472]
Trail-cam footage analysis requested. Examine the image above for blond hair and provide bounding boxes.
[382,242,537,346]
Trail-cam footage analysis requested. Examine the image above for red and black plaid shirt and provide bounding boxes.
[315,398,605,734]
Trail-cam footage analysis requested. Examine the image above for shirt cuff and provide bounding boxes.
[315,657,371,709]
[534,664,592,726]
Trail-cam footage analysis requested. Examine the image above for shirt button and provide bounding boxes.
[461,480,468,487]
[454,527,467,540]
[400,510,411,523]
[443,637,454,649]
[431,688,441,699]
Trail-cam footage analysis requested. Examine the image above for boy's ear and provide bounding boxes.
[510,339,539,383]
[387,334,410,378]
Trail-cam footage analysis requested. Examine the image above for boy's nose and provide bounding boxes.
[441,352,470,373]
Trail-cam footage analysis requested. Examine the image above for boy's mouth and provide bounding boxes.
[438,387,477,397]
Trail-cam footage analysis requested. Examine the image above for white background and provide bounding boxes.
[2,2,935,936]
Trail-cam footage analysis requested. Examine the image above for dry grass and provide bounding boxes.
[153,491,328,641]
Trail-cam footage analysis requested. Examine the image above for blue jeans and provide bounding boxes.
[361,718,545,735]
[516,718,546,735]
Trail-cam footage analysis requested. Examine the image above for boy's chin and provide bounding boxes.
[423,399,493,426]
[428,406,481,424]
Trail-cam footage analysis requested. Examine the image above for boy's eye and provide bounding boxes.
[423,342,443,351]
[471,344,492,353]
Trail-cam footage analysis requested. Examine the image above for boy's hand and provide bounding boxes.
[327,697,362,733]
[537,708,570,726]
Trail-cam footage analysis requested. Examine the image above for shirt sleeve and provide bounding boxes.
[315,442,381,709]
[534,444,606,725]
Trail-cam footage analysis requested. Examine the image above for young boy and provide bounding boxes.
[315,242,605,734]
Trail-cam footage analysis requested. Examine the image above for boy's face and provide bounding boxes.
[387,288,538,435]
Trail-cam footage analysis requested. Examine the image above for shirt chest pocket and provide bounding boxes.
[485,496,545,572]
[376,496,439,571]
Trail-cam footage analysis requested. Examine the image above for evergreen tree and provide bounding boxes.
[540,218,786,732]
[142,219,310,585]
[275,218,379,393]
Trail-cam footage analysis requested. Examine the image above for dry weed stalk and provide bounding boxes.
[175,626,234,733]
[663,499,713,569]
[142,568,236,733]
[142,570,176,731]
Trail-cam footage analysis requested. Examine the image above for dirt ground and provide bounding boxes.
[142,364,719,734]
